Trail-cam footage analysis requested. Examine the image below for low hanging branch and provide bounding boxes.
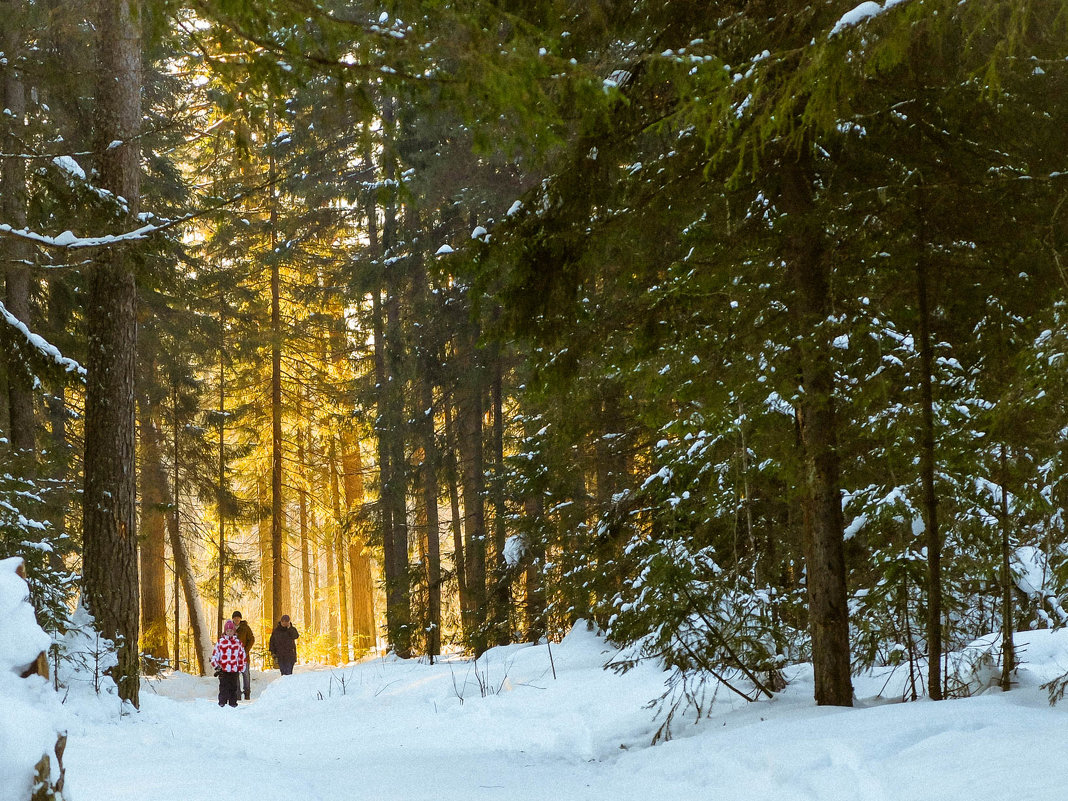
[0,299,86,379]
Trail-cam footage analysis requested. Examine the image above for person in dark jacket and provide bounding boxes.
[211,619,247,707]
[269,614,299,675]
[231,611,255,700]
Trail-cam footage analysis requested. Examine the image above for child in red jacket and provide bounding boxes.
[211,619,248,707]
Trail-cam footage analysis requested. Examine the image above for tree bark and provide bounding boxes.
[915,211,943,700]
[258,475,273,643]
[167,499,211,676]
[298,426,312,631]
[329,435,351,663]
[1,13,34,455]
[456,325,488,654]
[999,444,1015,691]
[444,397,471,640]
[82,0,142,707]
[524,495,546,643]
[215,306,226,637]
[138,401,168,666]
[269,112,284,627]
[780,154,852,707]
[341,427,376,651]
[489,348,510,646]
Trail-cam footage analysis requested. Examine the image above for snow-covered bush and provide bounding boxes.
[0,557,67,800]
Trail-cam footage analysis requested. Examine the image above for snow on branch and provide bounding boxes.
[0,221,161,251]
[0,301,86,379]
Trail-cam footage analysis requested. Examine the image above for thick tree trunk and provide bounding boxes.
[1,16,34,455]
[412,256,441,659]
[456,326,488,654]
[915,223,943,700]
[780,155,853,707]
[138,402,168,666]
[82,0,142,707]
[384,281,411,656]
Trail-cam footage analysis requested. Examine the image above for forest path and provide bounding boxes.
[59,628,1068,801]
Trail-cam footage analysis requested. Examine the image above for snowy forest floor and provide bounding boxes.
[61,626,1068,801]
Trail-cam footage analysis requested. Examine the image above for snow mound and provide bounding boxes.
[0,557,64,800]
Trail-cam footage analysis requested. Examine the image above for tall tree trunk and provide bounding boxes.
[258,475,273,643]
[915,210,943,700]
[412,258,441,659]
[780,154,852,707]
[167,501,211,676]
[269,110,284,627]
[999,444,1015,691]
[384,279,411,656]
[412,373,437,662]
[444,399,471,640]
[82,0,142,707]
[524,495,546,643]
[594,386,628,619]
[329,435,351,663]
[216,306,227,636]
[341,428,376,651]
[489,348,510,646]
[324,529,338,664]
[298,426,312,631]
[1,13,34,455]
[371,117,411,657]
[456,325,488,654]
[45,277,71,542]
[138,402,168,666]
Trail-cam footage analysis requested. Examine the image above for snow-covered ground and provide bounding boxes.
[59,626,1068,801]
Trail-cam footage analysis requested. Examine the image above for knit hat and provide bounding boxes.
[223,619,236,634]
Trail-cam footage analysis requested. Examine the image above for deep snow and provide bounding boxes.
[54,625,1068,801]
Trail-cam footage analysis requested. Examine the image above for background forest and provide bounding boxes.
[1,0,1066,716]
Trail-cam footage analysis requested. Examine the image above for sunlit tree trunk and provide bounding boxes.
[298,426,312,631]
[258,476,273,643]
[341,428,376,651]
[489,348,510,646]
[444,399,471,640]
[524,496,546,643]
[329,435,351,663]
[138,398,168,666]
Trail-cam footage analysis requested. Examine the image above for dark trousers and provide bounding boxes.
[240,665,251,697]
[279,659,295,676]
[218,671,240,707]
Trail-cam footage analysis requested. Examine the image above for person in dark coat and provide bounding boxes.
[211,619,247,707]
[269,614,299,675]
[231,611,255,700]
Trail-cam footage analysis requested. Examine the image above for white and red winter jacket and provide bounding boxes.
[211,634,247,673]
